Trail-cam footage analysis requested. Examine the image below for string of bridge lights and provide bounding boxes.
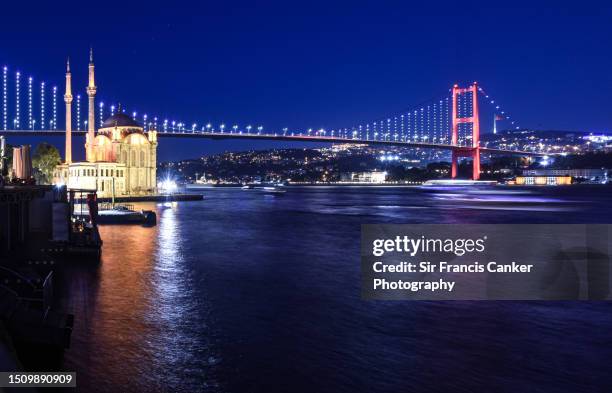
[2,67,7,130]
[327,95,454,144]
[40,81,45,129]
[89,101,269,136]
[15,71,20,129]
[477,86,520,131]
[76,95,81,130]
[1,65,59,131]
[52,86,57,130]
[28,76,33,129]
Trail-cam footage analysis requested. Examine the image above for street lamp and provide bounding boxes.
[257,126,263,135]
[246,125,252,133]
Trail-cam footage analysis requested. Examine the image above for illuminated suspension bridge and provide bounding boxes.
[0,63,539,180]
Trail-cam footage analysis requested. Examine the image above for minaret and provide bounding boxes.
[86,47,97,162]
[64,58,73,164]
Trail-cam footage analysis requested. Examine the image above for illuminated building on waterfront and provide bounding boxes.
[55,51,158,197]
[340,171,388,183]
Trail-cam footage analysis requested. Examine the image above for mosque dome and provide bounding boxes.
[101,112,142,128]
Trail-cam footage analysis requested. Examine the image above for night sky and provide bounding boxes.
[2,2,611,161]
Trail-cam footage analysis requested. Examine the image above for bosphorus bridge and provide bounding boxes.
[0,62,543,180]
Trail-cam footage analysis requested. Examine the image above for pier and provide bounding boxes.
[95,193,203,203]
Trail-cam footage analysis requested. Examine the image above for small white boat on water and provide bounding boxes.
[261,186,286,195]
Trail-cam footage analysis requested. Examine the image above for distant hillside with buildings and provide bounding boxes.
[160,130,612,184]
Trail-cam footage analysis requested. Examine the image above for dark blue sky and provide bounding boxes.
[2,2,611,160]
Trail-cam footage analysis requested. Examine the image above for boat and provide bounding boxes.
[422,179,498,186]
[241,185,254,190]
[186,174,216,189]
[101,205,156,225]
[75,203,157,226]
[261,186,287,195]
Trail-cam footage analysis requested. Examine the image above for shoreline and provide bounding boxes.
[95,193,204,202]
[185,182,611,189]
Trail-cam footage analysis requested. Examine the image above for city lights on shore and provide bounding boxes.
[158,177,177,193]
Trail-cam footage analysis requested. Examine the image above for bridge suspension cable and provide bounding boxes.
[477,86,521,132]
[327,94,453,144]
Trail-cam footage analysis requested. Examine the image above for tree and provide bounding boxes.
[32,142,61,184]
[0,141,11,176]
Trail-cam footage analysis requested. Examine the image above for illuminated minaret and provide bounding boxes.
[86,48,97,162]
[64,58,73,163]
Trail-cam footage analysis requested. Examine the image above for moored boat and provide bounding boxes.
[75,203,156,226]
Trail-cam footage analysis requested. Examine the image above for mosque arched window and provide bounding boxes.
[131,151,136,166]
[140,151,145,167]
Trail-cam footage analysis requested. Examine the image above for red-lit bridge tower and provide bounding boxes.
[451,82,480,180]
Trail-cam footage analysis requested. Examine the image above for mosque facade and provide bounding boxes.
[55,51,158,197]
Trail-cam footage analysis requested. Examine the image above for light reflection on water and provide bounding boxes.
[60,186,612,392]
